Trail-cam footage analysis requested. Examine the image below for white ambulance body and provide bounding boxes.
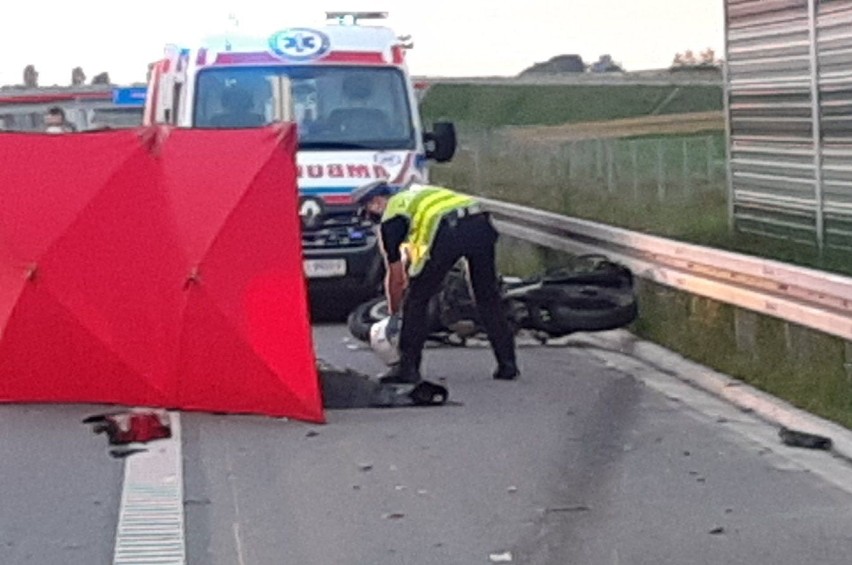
[144,12,456,298]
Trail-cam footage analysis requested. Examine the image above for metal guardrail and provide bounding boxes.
[481,197,852,342]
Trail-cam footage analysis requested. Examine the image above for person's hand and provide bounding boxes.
[386,312,402,336]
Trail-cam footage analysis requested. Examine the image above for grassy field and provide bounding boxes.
[431,130,732,250]
[420,84,723,127]
[636,281,852,429]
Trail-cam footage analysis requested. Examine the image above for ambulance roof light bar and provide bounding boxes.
[325,11,388,25]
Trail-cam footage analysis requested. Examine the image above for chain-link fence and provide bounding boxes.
[431,128,728,239]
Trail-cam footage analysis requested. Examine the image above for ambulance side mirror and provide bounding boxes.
[424,122,456,163]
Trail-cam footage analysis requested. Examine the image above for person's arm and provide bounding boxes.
[385,262,407,315]
[379,216,410,315]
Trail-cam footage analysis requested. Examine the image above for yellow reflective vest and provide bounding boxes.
[382,185,477,277]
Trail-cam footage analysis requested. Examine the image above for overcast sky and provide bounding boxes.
[0,0,724,86]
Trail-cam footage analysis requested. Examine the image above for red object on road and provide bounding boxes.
[0,124,323,423]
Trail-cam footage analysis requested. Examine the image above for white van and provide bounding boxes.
[144,12,456,300]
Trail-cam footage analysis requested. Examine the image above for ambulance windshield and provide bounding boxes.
[194,66,416,151]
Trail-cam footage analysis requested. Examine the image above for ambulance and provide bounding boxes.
[144,11,457,300]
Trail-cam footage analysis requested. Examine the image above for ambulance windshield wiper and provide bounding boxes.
[299,141,375,150]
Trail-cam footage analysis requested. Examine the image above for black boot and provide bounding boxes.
[493,362,519,380]
[379,364,422,385]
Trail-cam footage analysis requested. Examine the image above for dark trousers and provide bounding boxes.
[399,213,517,374]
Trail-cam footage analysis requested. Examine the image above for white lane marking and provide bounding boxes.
[113,412,185,565]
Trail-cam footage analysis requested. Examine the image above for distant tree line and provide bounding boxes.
[520,47,724,77]
[670,48,722,71]
[520,54,624,76]
[16,64,112,88]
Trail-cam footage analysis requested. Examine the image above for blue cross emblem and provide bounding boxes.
[269,29,330,60]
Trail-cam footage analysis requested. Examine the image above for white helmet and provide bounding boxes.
[369,315,402,366]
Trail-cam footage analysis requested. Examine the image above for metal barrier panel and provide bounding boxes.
[818,1,852,249]
[725,0,852,251]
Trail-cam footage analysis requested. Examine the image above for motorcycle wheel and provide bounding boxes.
[347,297,390,343]
[520,284,638,337]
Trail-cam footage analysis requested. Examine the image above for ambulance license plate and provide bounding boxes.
[304,259,347,279]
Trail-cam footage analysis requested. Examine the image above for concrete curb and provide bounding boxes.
[566,329,852,463]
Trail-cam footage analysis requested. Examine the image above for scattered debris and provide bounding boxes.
[779,427,833,450]
[84,409,171,446]
[383,512,406,520]
[683,450,691,457]
[353,485,361,491]
[546,505,590,513]
[417,489,429,496]
[305,430,320,438]
[395,485,407,491]
[716,416,729,423]
[725,508,733,514]
[507,486,518,493]
[489,551,513,562]
[358,463,374,472]
[108,447,148,459]
[709,526,725,535]
[696,477,706,483]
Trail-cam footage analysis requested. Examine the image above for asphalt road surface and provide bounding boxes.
[181,324,852,565]
[3,322,852,564]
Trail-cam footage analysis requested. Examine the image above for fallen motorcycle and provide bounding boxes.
[347,254,638,346]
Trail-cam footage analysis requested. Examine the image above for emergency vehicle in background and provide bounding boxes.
[144,11,457,300]
[0,85,146,132]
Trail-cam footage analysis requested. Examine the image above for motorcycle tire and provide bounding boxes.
[541,256,633,289]
[347,295,447,343]
[518,283,638,337]
[346,297,388,343]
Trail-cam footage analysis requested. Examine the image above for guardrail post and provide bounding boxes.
[843,341,852,383]
[682,138,690,195]
[845,341,852,382]
[734,309,758,355]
